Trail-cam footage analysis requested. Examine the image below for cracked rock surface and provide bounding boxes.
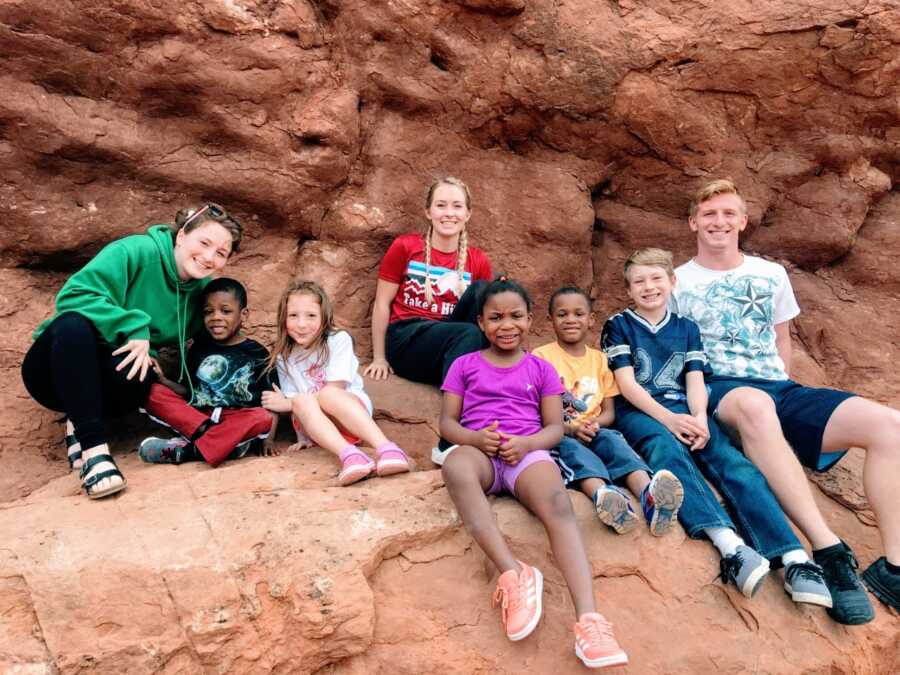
[2,0,900,671]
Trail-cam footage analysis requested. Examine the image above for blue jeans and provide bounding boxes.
[616,400,802,560]
[552,429,650,487]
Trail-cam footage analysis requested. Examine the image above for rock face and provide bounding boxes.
[2,0,900,672]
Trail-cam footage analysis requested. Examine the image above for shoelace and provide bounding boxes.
[818,549,861,591]
[787,561,825,584]
[718,550,745,585]
[580,615,614,644]
[492,577,527,624]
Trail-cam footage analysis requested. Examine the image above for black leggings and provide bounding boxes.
[21,312,153,449]
[386,281,487,386]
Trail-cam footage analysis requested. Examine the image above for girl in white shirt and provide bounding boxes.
[262,280,410,485]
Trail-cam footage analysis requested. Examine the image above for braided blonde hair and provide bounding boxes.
[423,176,472,304]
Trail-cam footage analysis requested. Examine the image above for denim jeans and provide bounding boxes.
[552,429,650,487]
[616,399,802,560]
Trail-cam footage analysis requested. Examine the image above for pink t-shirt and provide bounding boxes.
[441,351,564,437]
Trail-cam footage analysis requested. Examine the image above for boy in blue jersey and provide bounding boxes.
[602,248,831,605]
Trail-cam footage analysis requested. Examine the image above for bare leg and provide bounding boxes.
[577,476,605,501]
[316,387,389,448]
[822,398,900,562]
[291,394,365,457]
[624,470,651,496]
[716,387,840,550]
[516,461,596,618]
[442,446,518,573]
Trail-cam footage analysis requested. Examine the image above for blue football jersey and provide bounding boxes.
[601,309,710,412]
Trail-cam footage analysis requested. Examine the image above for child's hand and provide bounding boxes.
[476,420,502,456]
[664,412,708,447]
[574,418,599,444]
[497,431,531,465]
[260,438,280,457]
[689,415,710,451]
[262,384,293,413]
[287,441,311,452]
[363,358,392,380]
[150,357,174,386]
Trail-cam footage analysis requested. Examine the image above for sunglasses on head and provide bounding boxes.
[183,203,241,230]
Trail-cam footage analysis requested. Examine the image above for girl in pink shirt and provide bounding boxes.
[439,277,628,670]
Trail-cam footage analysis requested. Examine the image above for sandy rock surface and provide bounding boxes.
[2,0,900,672]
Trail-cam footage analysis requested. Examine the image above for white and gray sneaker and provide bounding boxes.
[784,561,833,607]
[431,443,459,466]
[720,545,771,598]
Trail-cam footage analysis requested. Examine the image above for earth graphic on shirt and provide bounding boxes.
[194,354,254,407]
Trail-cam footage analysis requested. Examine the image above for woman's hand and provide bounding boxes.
[262,384,293,413]
[363,357,392,380]
[113,339,152,381]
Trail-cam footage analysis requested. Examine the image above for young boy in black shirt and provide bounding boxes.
[141,278,278,466]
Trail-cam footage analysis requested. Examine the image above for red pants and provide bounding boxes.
[144,383,273,467]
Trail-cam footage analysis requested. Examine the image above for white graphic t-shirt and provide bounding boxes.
[671,256,799,380]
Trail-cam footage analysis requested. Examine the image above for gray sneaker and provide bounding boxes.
[720,545,770,598]
[594,486,639,534]
[784,561,833,607]
[138,437,189,464]
[431,444,459,466]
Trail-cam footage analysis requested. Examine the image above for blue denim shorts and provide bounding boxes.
[707,377,856,471]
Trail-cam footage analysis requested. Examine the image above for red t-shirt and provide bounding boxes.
[378,233,493,323]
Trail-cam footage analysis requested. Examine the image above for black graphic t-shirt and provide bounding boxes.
[186,334,277,408]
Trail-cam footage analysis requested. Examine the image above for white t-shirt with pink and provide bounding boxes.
[275,330,373,414]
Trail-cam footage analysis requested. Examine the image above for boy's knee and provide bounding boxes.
[727,389,777,430]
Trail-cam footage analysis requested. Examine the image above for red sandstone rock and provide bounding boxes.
[2,0,900,671]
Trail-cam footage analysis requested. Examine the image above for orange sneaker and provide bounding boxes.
[574,612,628,669]
[492,562,543,641]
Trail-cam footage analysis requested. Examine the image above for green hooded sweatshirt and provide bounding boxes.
[34,225,209,361]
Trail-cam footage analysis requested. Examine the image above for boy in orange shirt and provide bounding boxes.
[533,287,683,535]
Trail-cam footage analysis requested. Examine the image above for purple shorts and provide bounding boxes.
[487,450,557,497]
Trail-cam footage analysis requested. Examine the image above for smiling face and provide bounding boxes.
[285,292,323,350]
[626,264,675,317]
[550,292,593,347]
[426,183,471,245]
[689,192,748,256]
[174,222,234,281]
[203,290,247,345]
[478,290,532,353]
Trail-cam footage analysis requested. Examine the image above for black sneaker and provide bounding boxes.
[862,557,900,612]
[813,542,875,625]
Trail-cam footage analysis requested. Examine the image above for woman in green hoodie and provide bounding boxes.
[22,204,243,499]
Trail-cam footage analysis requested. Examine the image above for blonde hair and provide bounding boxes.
[423,176,472,304]
[689,178,747,219]
[266,280,336,378]
[623,248,675,283]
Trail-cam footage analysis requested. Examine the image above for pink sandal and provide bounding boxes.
[338,448,375,486]
[375,442,411,477]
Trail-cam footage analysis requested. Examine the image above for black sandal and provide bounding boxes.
[66,433,83,470]
[79,453,127,499]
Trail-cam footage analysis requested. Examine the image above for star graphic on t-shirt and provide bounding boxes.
[731,281,772,321]
[723,327,742,347]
